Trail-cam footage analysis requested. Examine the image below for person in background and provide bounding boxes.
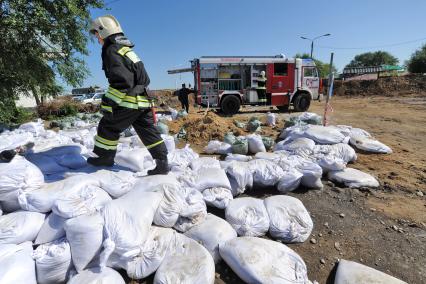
[256,70,267,105]
[88,15,169,175]
[178,83,195,113]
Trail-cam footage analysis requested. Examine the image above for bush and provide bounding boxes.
[0,96,17,124]
[37,96,98,119]
[13,107,36,124]
[407,44,426,74]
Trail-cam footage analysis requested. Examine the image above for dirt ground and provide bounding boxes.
[132,94,426,284]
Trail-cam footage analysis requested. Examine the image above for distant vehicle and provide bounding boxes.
[82,93,104,105]
[168,55,323,114]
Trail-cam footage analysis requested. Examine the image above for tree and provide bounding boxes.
[407,44,426,73]
[346,51,398,68]
[295,53,337,78]
[0,0,104,123]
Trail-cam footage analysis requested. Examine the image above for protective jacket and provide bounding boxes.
[256,75,267,90]
[101,33,151,112]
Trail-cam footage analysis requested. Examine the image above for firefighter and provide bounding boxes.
[256,70,267,105]
[88,15,169,175]
[178,83,194,113]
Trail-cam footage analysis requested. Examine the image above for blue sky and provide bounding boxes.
[80,0,426,90]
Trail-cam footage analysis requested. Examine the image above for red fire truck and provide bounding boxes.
[168,55,322,114]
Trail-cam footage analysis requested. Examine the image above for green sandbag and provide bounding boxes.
[232,138,248,155]
[262,136,275,151]
[156,121,169,135]
[224,132,236,145]
[177,127,187,140]
[176,110,188,119]
[233,120,246,128]
[247,119,261,132]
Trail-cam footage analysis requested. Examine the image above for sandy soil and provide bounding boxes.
[132,95,426,284]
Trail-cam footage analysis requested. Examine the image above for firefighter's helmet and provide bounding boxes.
[90,15,123,39]
[260,71,266,77]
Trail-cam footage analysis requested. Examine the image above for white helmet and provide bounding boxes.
[90,15,123,39]
[260,71,266,77]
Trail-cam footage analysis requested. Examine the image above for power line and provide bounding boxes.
[316,37,426,50]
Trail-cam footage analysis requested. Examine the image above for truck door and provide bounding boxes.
[302,67,320,99]
[266,63,295,93]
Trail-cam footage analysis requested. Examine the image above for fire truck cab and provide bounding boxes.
[168,55,322,115]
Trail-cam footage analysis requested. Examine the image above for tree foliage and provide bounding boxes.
[0,0,103,122]
[407,44,426,73]
[295,53,337,78]
[345,51,398,68]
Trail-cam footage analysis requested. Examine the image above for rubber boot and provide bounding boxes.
[147,159,169,175]
[87,155,114,167]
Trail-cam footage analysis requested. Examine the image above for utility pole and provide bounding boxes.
[300,33,331,58]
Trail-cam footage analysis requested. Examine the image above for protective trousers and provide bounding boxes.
[180,95,189,113]
[94,107,167,160]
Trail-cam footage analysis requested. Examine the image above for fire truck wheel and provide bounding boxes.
[221,95,240,115]
[293,93,311,112]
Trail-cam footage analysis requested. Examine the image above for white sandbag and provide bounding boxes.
[100,190,163,268]
[296,159,323,189]
[328,168,379,188]
[190,157,221,171]
[275,137,316,152]
[254,152,281,161]
[161,134,176,153]
[0,198,21,213]
[142,183,184,228]
[35,213,67,245]
[264,195,313,242]
[304,125,346,144]
[266,112,276,126]
[0,211,45,244]
[225,197,270,237]
[248,159,285,187]
[219,237,311,284]
[168,144,199,168]
[247,134,266,154]
[107,226,175,279]
[0,242,36,284]
[315,143,357,163]
[335,259,407,284]
[114,148,155,172]
[133,172,180,192]
[317,155,346,172]
[195,167,231,192]
[19,119,45,136]
[67,267,125,284]
[52,186,112,219]
[225,161,253,196]
[202,187,233,209]
[18,175,101,213]
[225,153,252,162]
[33,238,72,284]
[184,214,237,263]
[350,134,392,154]
[0,156,44,201]
[64,212,104,272]
[276,169,304,193]
[153,233,215,284]
[0,131,34,152]
[173,188,207,232]
[204,140,232,154]
[89,170,136,198]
